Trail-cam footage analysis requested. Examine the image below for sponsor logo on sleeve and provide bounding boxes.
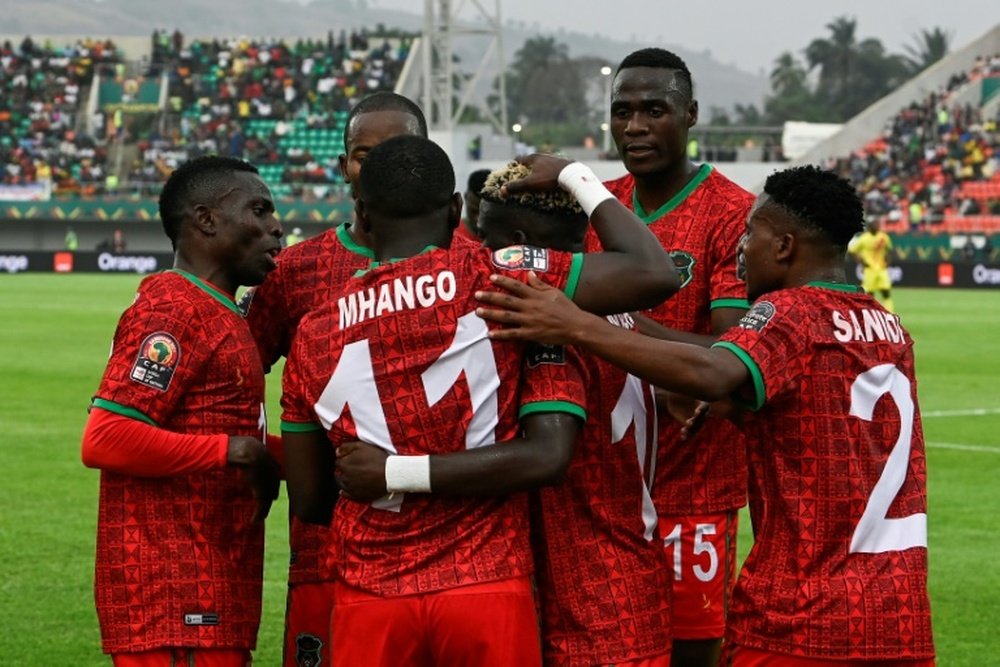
[738,301,775,332]
[130,332,180,391]
[669,250,696,288]
[526,343,566,367]
[183,612,219,626]
[491,245,549,271]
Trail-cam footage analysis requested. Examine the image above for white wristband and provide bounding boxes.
[557,162,615,217]
[384,455,432,493]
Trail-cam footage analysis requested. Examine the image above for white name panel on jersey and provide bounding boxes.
[339,270,458,330]
[831,308,904,344]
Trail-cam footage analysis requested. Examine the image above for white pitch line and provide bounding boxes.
[922,408,1000,418]
[926,441,1000,454]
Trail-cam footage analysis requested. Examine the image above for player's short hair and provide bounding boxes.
[479,161,584,217]
[357,135,454,218]
[467,168,492,196]
[762,165,864,249]
[158,155,259,248]
[616,47,694,101]
[343,92,428,148]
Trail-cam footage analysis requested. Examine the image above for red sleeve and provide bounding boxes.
[81,407,228,476]
[489,245,584,298]
[709,192,754,307]
[519,343,588,421]
[713,293,809,410]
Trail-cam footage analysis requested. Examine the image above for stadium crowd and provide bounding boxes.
[829,53,1000,232]
[0,36,122,194]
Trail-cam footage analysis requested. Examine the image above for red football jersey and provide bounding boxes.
[590,166,753,514]
[281,244,586,597]
[242,222,373,587]
[91,270,266,653]
[527,314,671,666]
[714,283,933,660]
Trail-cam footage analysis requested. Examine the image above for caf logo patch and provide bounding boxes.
[669,250,696,288]
[491,245,549,272]
[526,343,566,367]
[130,332,180,391]
[738,301,775,332]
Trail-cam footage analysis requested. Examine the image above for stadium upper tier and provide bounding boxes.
[1,30,998,237]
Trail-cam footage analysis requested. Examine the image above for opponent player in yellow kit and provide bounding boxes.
[848,217,895,312]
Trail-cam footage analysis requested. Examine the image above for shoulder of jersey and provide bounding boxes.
[276,227,342,265]
[704,168,755,202]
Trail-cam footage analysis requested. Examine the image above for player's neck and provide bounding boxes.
[632,160,700,214]
[346,220,372,248]
[374,225,453,262]
[789,262,849,290]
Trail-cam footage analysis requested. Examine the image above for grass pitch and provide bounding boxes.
[0,275,997,665]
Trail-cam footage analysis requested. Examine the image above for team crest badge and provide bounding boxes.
[738,301,775,332]
[130,332,180,391]
[295,633,323,667]
[670,250,696,288]
[491,245,549,271]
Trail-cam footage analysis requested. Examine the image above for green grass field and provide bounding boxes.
[1,274,997,665]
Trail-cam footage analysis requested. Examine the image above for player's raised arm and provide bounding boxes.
[504,154,679,313]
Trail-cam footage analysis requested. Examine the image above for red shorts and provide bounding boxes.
[331,576,541,667]
[659,510,738,639]
[283,581,336,667]
[112,649,250,667]
[728,646,935,667]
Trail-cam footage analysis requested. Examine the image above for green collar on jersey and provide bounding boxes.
[354,245,441,277]
[806,280,864,293]
[336,222,375,259]
[169,269,242,315]
[633,163,713,223]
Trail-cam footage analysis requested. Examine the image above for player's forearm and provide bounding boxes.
[556,165,677,313]
[385,413,580,497]
[633,312,718,347]
[573,321,739,401]
[81,407,228,476]
[428,437,571,496]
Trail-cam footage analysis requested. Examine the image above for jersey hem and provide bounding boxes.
[280,421,325,433]
[518,400,587,421]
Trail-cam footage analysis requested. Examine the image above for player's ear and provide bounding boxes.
[774,231,795,263]
[192,203,216,237]
[447,192,463,230]
[687,99,699,128]
[338,153,348,182]
[512,229,528,245]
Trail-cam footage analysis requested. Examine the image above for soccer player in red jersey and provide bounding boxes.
[281,137,677,667]
[477,165,935,666]
[81,156,284,667]
[338,159,672,666]
[595,47,755,666]
[240,92,431,667]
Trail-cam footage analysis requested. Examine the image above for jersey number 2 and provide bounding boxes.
[848,364,927,553]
